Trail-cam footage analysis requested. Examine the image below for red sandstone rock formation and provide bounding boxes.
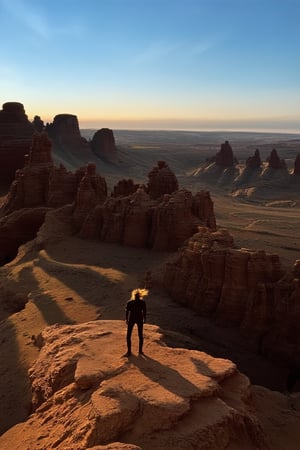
[294,154,300,175]
[46,113,89,154]
[111,179,139,197]
[215,141,235,167]
[267,149,286,169]
[0,133,54,215]
[73,163,107,230]
[147,161,179,199]
[192,190,217,229]
[0,102,34,185]
[246,149,261,168]
[164,228,299,368]
[91,128,117,160]
[0,321,275,450]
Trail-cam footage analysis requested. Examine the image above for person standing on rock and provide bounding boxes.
[124,289,147,356]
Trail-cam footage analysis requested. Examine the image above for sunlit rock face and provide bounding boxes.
[246,149,261,168]
[0,321,271,450]
[91,127,117,160]
[267,149,286,169]
[0,102,34,185]
[164,227,300,368]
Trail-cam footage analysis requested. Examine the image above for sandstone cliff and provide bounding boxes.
[0,320,280,450]
[164,228,300,369]
[0,102,34,185]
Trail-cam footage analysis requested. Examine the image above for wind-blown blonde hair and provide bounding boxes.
[130,288,149,300]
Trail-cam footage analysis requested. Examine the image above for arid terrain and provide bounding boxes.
[0,128,300,449]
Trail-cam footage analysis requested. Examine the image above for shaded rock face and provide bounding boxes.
[0,207,49,265]
[267,149,286,169]
[164,228,300,369]
[111,179,140,197]
[1,147,216,255]
[79,187,216,250]
[0,102,34,185]
[246,149,261,168]
[32,115,44,132]
[216,141,235,167]
[91,128,116,160]
[0,321,272,450]
[294,154,300,175]
[147,161,179,199]
[46,113,89,152]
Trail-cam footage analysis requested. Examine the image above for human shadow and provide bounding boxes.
[127,353,211,399]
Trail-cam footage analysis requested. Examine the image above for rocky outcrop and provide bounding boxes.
[78,186,216,251]
[0,207,50,264]
[46,113,89,154]
[164,228,299,368]
[111,179,139,197]
[73,163,107,231]
[147,161,179,199]
[294,154,300,175]
[0,321,275,450]
[1,142,216,253]
[246,149,261,168]
[216,141,235,167]
[267,149,286,169]
[32,115,44,132]
[0,132,54,215]
[0,102,34,185]
[91,128,117,160]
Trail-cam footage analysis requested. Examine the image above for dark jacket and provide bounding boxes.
[126,299,146,323]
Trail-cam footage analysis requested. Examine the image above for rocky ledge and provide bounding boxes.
[2,320,298,450]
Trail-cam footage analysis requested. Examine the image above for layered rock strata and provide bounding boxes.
[0,321,274,450]
[164,228,300,368]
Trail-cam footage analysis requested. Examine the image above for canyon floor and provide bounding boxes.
[0,130,299,447]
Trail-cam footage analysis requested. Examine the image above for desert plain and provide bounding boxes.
[0,127,300,449]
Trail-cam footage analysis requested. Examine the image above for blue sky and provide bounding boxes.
[0,0,299,131]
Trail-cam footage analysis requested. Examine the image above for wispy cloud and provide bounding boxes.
[0,0,84,39]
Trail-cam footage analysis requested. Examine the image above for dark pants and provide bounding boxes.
[127,320,144,353]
